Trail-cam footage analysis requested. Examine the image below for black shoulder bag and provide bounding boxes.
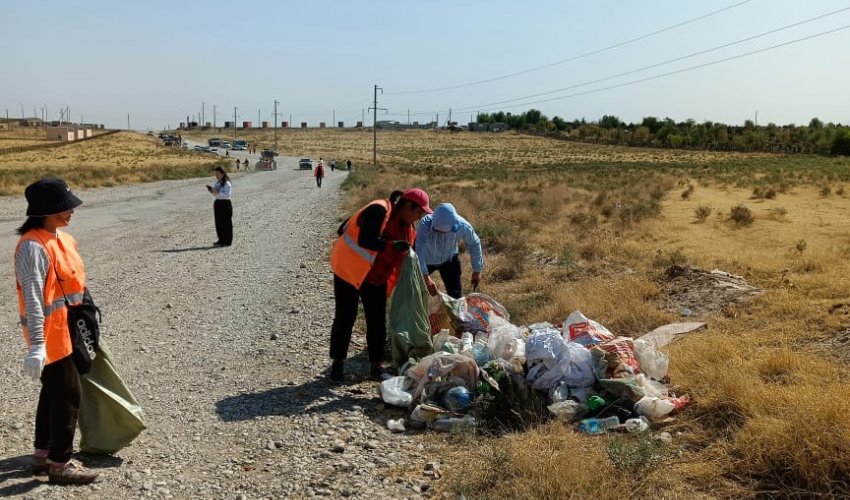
[54,267,101,374]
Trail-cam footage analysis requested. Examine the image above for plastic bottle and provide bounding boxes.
[577,416,620,435]
[431,415,477,432]
[472,334,490,366]
[461,332,474,352]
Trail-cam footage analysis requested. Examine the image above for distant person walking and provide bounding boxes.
[14,178,100,484]
[415,203,484,299]
[235,158,241,171]
[330,159,336,172]
[207,167,233,246]
[314,160,325,188]
[346,159,352,171]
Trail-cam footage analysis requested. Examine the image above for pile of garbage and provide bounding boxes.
[381,253,690,435]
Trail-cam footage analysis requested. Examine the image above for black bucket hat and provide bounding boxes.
[24,178,83,216]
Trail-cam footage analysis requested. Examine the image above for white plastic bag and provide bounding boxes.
[432,329,463,354]
[635,396,676,421]
[529,340,595,391]
[634,374,668,398]
[488,322,523,361]
[380,376,413,407]
[634,338,670,380]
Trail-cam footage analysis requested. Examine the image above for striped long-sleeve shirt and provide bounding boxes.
[15,239,50,346]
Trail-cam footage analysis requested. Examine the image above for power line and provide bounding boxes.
[444,24,850,114]
[385,0,753,95]
[424,6,850,114]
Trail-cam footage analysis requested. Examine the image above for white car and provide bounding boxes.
[220,142,232,149]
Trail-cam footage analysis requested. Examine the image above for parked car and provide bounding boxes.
[193,145,204,151]
[220,142,232,149]
[299,158,313,170]
[231,145,246,151]
[262,148,279,156]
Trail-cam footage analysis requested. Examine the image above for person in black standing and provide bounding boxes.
[346,159,352,171]
[207,166,233,246]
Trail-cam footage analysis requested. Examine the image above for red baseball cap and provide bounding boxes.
[400,188,433,214]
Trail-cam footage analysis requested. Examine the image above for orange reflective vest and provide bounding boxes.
[15,228,87,365]
[330,199,413,293]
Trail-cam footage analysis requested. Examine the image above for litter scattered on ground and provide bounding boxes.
[660,265,763,317]
[384,254,696,437]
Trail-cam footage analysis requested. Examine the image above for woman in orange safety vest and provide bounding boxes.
[328,188,433,382]
[14,178,99,485]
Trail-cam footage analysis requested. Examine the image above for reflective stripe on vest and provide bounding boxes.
[18,291,85,326]
[15,228,87,365]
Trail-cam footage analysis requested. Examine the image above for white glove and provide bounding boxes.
[23,344,46,379]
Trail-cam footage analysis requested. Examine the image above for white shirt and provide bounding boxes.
[214,180,232,200]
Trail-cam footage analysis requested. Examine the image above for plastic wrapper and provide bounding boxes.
[563,311,615,347]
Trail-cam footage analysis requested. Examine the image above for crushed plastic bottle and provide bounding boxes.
[431,415,477,433]
[577,416,620,435]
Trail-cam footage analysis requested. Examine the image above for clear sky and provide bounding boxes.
[2,0,848,130]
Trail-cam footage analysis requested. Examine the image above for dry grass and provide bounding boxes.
[0,131,225,195]
[181,128,850,496]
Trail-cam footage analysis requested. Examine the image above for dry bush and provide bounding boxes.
[729,204,755,226]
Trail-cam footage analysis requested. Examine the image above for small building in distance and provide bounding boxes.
[45,125,93,142]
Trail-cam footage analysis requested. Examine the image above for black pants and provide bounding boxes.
[35,355,80,463]
[316,176,323,188]
[214,199,233,245]
[427,254,463,299]
[329,275,387,364]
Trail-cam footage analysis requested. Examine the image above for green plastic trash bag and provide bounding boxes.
[390,250,434,369]
[79,342,147,454]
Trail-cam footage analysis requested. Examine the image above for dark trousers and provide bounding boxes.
[329,275,387,364]
[427,254,462,299]
[214,199,233,245]
[35,355,80,463]
[316,176,323,188]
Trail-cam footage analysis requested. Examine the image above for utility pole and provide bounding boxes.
[233,106,238,141]
[407,109,410,125]
[258,108,260,127]
[333,109,335,126]
[368,84,385,167]
[213,105,217,128]
[127,113,130,130]
[202,102,205,126]
[754,110,758,127]
[19,102,24,119]
[448,108,452,126]
[273,99,280,152]
[362,109,365,125]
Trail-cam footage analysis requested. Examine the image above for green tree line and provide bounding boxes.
[475,110,850,155]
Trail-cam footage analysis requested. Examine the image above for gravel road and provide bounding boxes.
[0,160,437,499]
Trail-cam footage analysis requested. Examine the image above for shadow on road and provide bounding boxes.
[159,245,219,253]
[215,353,394,426]
[0,455,43,496]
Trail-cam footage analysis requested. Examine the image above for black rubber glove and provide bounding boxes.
[392,240,410,252]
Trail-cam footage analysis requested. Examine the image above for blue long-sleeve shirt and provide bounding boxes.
[415,203,484,275]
